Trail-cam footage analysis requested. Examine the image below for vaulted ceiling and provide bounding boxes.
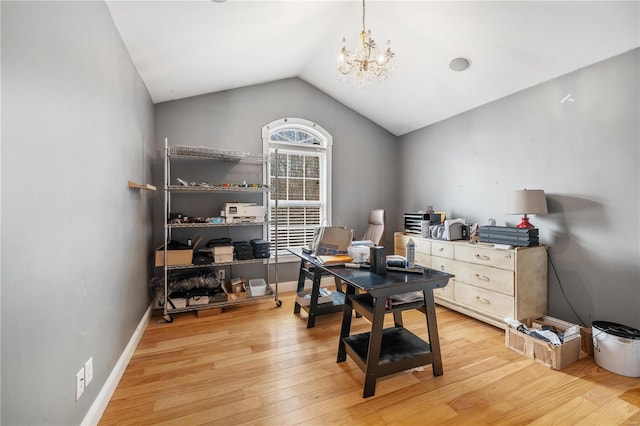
[106,1,639,136]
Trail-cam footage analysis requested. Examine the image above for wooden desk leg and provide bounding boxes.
[337,284,356,363]
[363,296,387,398]
[337,276,363,319]
[293,259,305,314]
[306,267,323,329]
[393,311,403,327]
[333,275,343,293]
[423,289,443,376]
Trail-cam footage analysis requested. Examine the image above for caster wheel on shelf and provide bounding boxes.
[275,299,282,308]
[163,314,173,323]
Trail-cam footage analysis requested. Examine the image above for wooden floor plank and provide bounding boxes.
[99,292,640,425]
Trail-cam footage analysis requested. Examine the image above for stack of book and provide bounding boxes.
[479,226,539,247]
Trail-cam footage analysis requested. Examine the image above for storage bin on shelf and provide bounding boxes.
[248,279,267,296]
[222,277,247,301]
[168,297,187,309]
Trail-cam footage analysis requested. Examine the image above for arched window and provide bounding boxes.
[262,118,332,255]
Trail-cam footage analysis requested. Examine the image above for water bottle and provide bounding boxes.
[406,238,416,269]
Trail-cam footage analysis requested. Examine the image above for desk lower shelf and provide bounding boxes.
[297,291,345,315]
[342,326,434,377]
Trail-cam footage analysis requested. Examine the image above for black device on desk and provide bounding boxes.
[369,246,386,274]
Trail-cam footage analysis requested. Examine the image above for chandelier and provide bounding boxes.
[337,0,395,87]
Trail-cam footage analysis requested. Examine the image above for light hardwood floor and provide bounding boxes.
[100,292,640,425]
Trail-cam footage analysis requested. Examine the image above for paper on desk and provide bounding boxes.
[317,254,353,265]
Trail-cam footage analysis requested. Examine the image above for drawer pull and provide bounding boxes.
[438,247,445,252]
[475,254,490,261]
[476,296,491,304]
[475,274,490,281]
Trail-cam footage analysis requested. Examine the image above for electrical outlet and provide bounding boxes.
[217,269,225,281]
[84,357,93,387]
[76,367,85,400]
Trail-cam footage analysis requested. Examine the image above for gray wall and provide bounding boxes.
[1,2,154,424]
[398,49,640,329]
[154,78,398,283]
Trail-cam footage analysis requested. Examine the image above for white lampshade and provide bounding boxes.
[507,189,548,215]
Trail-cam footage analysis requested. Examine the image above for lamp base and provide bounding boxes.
[516,216,535,229]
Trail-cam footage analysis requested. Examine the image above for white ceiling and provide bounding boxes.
[106,1,639,136]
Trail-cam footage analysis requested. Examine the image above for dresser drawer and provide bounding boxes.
[395,233,431,262]
[414,238,430,256]
[431,256,454,274]
[455,262,514,296]
[434,279,454,300]
[431,241,454,259]
[395,233,409,255]
[455,282,514,318]
[455,245,514,270]
[431,257,454,299]
[416,253,432,268]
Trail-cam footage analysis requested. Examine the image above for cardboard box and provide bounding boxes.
[222,277,247,301]
[213,245,234,263]
[214,254,234,263]
[155,236,202,267]
[580,327,594,356]
[155,248,192,267]
[505,316,581,370]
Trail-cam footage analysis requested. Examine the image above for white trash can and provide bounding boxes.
[592,321,640,378]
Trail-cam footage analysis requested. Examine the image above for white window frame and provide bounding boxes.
[262,118,332,261]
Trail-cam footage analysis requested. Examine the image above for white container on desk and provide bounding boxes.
[405,238,416,269]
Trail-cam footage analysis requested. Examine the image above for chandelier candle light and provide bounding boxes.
[337,0,395,87]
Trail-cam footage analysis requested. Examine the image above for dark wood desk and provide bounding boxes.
[288,248,346,328]
[328,265,453,398]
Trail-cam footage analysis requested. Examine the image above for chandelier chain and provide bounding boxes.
[362,0,366,32]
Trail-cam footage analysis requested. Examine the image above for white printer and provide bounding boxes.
[224,202,265,224]
[443,219,468,241]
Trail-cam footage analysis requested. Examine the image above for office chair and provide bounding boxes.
[362,209,385,246]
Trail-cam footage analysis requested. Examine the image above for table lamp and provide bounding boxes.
[507,189,548,229]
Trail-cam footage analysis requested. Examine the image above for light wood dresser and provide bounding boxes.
[394,232,548,329]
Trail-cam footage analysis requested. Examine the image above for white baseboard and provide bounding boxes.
[81,304,153,426]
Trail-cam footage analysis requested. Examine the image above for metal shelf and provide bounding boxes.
[167,185,270,193]
[161,139,280,322]
[167,222,267,229]
[169,145,267,163]
[165,286,276,314]
[165,257,270,271]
